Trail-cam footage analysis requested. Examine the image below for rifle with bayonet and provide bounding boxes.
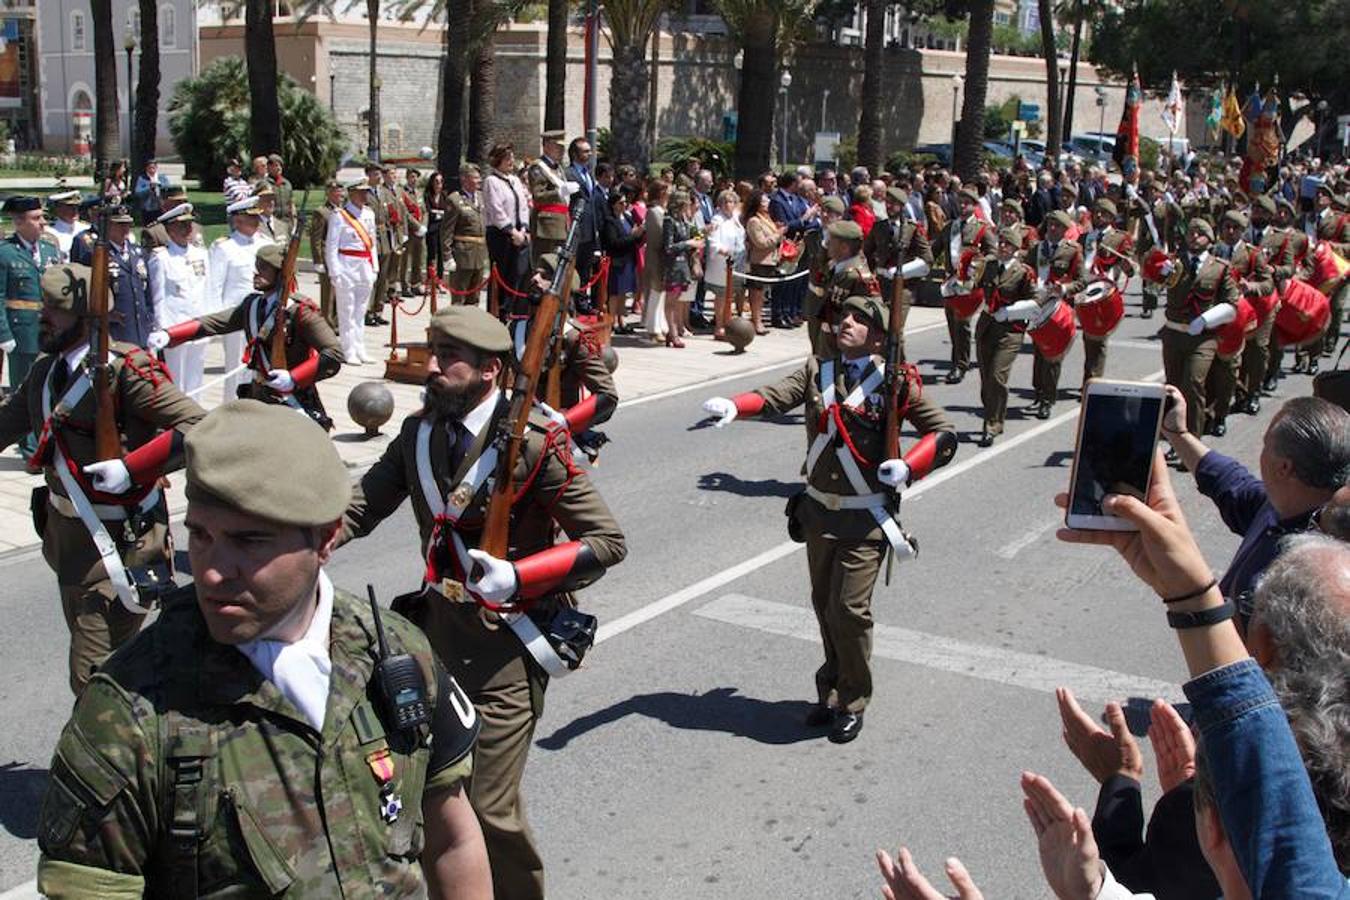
[268,193,309,374]
[88,207,121,462]
[881,280,906,586]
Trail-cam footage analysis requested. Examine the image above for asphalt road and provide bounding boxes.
[0,286,1321,898]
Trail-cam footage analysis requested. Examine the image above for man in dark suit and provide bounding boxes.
[769,172,820,328]
[1027,171,1056,229]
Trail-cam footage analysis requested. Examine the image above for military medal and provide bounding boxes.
[366,748,402,824]
[449,482,474,509]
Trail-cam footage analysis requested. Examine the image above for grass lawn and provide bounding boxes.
[0,184,230,244]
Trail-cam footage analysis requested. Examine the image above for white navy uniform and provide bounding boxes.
[44,219,90,262]
[324,200,380,364]
[207,230,270,401]
[148,240,211,396]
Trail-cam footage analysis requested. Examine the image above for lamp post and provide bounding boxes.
[779,69,793,166]
[329,72,337,114]
[821,88,830,132]
[1094,85,1106,160]
[1057,57,1069,157]
[1316,99,1328,160]
[950,73,963,157]
[123,30,136,163]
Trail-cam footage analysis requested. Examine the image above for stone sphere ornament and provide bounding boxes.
[348,381,395,437]
[725,317,755,353]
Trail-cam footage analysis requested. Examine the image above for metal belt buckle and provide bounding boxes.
[822,491,841,511]
[439,579,465,602]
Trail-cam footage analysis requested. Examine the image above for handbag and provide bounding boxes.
[1312,338,1350,412]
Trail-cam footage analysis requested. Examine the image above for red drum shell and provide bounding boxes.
[1216,298,1258,358]
[1274,278,1331,348]
[1075,285,1125,338]
[1028,300,1077,362]
[946,288,985,321]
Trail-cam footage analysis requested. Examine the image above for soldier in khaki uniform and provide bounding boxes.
[0,263,204,693]
[1160,217,1241,452]
[443,163,490,305]
[341,306,627,900]
[863,186,933,364]
[975,225,1047,445]
[1310,184,1350,358]
[1209,209,1274,433]
[1024,210,1086,418]
[703,296,955,743]
[527,130,575,264]
[803,196,846,343]
[1130,178,1184,319]
[366,161,395,325]
[1253,195,1310,397]
[398,168,427,297]
[808,220,881,356]
[309,179,344,329]
[35,400,490,898]
[1077,198,1136,382]
[935,187,997,383]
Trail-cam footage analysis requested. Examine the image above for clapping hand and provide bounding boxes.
[1021,772,1104,900]
[1147,698,1196,793]
[1056,688,1144,784]
[876,847,984,900]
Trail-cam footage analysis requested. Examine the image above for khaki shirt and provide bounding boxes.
[1025,238,1086,297]
[443,190,489,273]
[809,255,880,355]
[308,202,338,275]
[1226,241,1275,299]
[1259,226,1309,282]
[936,215,997,271]
[863,217,934,306]
[527,157,571,242]
[1165,253,1239,324]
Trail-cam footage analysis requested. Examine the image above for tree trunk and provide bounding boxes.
[954,0,993,180]
[646,29,659,158]
[1061,0,1082,143]
[544,0,568,130]
[1037,0,1060,160]
[437,0,473,183]
[133,0,160,177]
[245,0,282,156]
[609,39,650,168]
[366,0,381,161]
[90,0,119,180]
[468,36,495,165]
[733,7,777,180]
[855,0,886,173]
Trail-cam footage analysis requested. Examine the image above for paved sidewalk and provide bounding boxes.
[0,273,944,554]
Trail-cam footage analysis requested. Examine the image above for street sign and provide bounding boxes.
[1011,120,1027,135]
[1018,102,1041,123]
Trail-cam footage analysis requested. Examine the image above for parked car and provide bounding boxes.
[1068,133,1114,161]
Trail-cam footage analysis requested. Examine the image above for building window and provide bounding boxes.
[160,4,176,48]
[993,10,1011,24]
[70,11,86,50]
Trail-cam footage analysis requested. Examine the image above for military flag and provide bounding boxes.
[1113,68,1142,181]
[1220,86,1246,139]
[1161,71,1184,134]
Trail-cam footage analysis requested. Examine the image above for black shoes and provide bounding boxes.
[1261,375,1278,394]
[1210,420,1227,437]
[944,368,965,384]
[829,712,864,744]
[804,705,834,728]
[1308,357,1320,375]
[1035,401,1052,420]
[978,428,996,447]
[1140,307,1154,319]
[1238,396,1260,415]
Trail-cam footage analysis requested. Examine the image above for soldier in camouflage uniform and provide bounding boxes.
[35,400,489,898]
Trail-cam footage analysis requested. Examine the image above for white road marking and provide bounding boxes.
[1110,338,1167,352]
[0,881,35,899]
[596,368,1165,647]
[994,512,1065,559]
[695,593,1185,704]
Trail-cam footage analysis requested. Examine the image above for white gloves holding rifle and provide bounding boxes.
[877,459,910,492]
[83,460,132,494]
[265,370,295,394]
[466,549,518,605]
[146,330,170,352]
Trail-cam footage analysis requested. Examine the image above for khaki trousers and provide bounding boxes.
[1162,328,1218,435]
[945,306,973,371]
[1239,315,1275,401]
[975,314,1022,432]
[1206,353,1241,425]
[318,272,337,330]
[448,267,486,306]
[1032,349,1063,405]
[1082,336,1108,383]
[804,532,886,713]
[403,237,426,289]
[370,251,393,315]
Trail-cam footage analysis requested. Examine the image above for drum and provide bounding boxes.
[944,249,987,320]
[1247,287,1280,322]
[1307,241,1350,297]
[1073,280,1125,338]
[1027,299,1077,362]
[1215,298,1258,359]
[946,288,985,320]
[1274,278,1332,348]
[1141,249,1178,286]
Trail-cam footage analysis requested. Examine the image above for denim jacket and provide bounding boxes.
[1184,659,1348,898]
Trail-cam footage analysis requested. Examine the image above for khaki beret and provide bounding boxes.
[997,225,1024,246]
[1000,198,1023,217]
[1252,194,1277,217]
[1059,182,1079,197]
[1189,218,1215,240]
[1093,198,1118,217]
[41,263,93,314]
[1221,209,1249,230]
[1276,196,1297,214]
[428,306,512,355]
[1315,182,1334,197]
[884,186,908,204]
[828,220,864,242]
[839,295,887,331]
[821,196,846,215]
[958,186,981,204]
[256,242,287,269]
[1334,194,1350,211]
[1046,210,1074,230]
[185,400,351,526]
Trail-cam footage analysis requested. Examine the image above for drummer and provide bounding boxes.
[1024,210,1086,419]
[975,226,1040,446]
[1077,198,1135,385]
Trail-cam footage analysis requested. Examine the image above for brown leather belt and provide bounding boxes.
[454,235,486,244]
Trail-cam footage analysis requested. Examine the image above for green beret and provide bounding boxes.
[958,186,981,205]
[428,306,512,355]
[41,263,94,314]
[1000,198,1023,217]
[1093,198,1118,217]
[1252,194,1277,217]
[256,242,286,270]
[828,220,864,242]
[1221,209,1249,231]
[1276,196,1297,214]
[997,225,1024,247]
[1189,218,1215,240]
[884,186,908,204]
[4,195,41,215]
[1046,210,1074,230]
[821,196,846,215]
[185,400,351,526]
[839,295,887,331]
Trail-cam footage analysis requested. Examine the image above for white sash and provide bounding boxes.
[245,292,305,413]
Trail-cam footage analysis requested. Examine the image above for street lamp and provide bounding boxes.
[1057,56,1070,152]
[950,73,963,155]
[123,30,136,163]
[779,69,793,166]
[1316,99,1329,160]
[821,88,830,132]
[1094,85,1106,160]
[329,72,336,113]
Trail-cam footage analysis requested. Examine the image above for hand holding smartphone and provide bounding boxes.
[1065,379,1166,531]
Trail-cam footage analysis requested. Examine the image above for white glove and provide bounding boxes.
[265,369,295,393]
[1188,302,1237,336]
[940,278,959,298]
[83,459,132,494]
[0,339,15,354]
[899,258,931,280]
[878,266,897,280]
[313,264,326,275]
[465,549,519,605]
[1159,260,1175,277]
[702,397,737,428]
[1003,299,1041,323]
[147,330,170,351]
[877,459,911,491]
[560,180,578,202]
[535,400,568,428]
[992,305,1010,323]
[416,225,427,238]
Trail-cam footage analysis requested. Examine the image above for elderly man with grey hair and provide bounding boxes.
[1162,390,1349,626]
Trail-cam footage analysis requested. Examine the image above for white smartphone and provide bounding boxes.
[1064,379,1166,531]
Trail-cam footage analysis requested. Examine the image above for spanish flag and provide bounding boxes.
[1220,86,1246,140]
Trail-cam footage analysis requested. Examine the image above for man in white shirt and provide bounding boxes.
[325,177,380,365]
[43,190,90,261]
[203,196,271,400]
[148,203,212,396]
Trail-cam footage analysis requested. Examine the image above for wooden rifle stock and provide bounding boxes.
[88,210,121,462]
[883,274,904,461]
[270,195,309,371]
[479,199,588,559]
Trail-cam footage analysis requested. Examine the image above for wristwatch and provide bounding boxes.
[1166,600,1235,630]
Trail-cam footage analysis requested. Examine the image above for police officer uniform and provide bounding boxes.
[0,263,204,694]
[975,226,1046,445]
[710,295,956,742]
[936,189,997,381]
[862,186,934,365]
[158,242,344,429]
[206,197,272,402]
[1,196,62,413]
[808,220,881,357]
[527,130,575,264]
[325,178,380,365]
[1024,211,1086,417]
[71,205,154,348]
[341,306,627,900]
[309,182,343,329]
[43,190,90,262]
[35,400,480,897]
[148,203,212,397]
[443,165,490,305]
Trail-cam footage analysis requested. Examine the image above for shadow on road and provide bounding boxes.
[0,763,48,840]
[536,687,823,749]
[697,472,800,498]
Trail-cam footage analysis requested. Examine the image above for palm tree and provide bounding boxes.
[604,0,667,167]
[367,0,382,160]
[544,0,568,129]
[952,0,993,179]
[133,0,160,176]
[468,33,496,163]
[90,0,119,180]
[245,0,283,154]
[1058,0,1081,142]
[855,0,886,173]
[1036,0,1061,159]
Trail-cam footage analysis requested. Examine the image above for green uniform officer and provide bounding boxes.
[1253,196,1309,398]
[1,196,62,456]
[0,263,204,694]
[341,306,627,900]
[443,164,490,304]
[863,186,934,365]
[807,220,881,357]
[975,225,1046,445]
[367,162,395,324]
[1078,198,1136,383]
[702,295,956,743]
[35,399,490,898]
[527,130,573,264]
[1161,217,1240,448]
[1130,180,1184,318]
[1024,210,1086,419]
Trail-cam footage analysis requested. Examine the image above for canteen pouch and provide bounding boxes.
[30,485,49,537]
[784,489,806,543]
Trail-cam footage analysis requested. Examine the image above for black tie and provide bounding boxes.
[50,358,71,398]
[448,422,472,473]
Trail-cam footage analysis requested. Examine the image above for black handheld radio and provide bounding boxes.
[368,585,431,733]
